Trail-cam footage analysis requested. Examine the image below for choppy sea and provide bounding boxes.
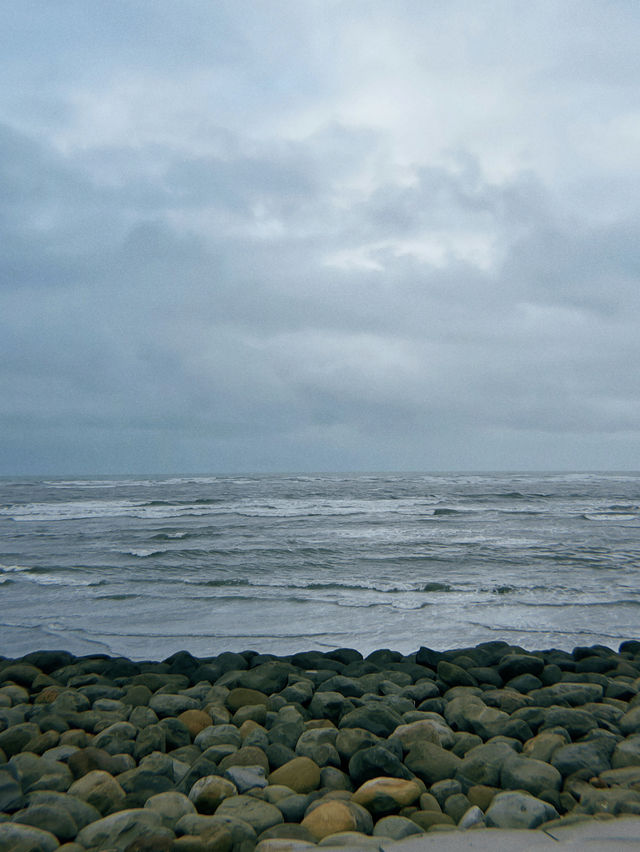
[1,472,639,661]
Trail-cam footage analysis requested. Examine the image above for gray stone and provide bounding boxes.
[458,804,486,829]
[613,734,640,768]
[76,806,173,848]
[437,660,476,687]
[225,764,268,792]
[348,745,413,787]
[551,741,612,777]
[404,741,462,785]
[195,724,242,750]
[338,705,403,738]
[372,814,424,839]
[500,752,563,796]
[27,790,100,830]
[0,763,23,812]
[619,706,640,735]
[309,692,354,725]
[497,654,545,681]
[149,692,199,718]
[485,790,558,828]
[13,803,78,843]
[9,753,73,794]
[145,790,197,828]
[0,822,60,851]
[456,741,515,788]
[216,795,284,834]
[541,707,598,738]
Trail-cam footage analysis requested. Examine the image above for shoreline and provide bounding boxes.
[2,639,640,850]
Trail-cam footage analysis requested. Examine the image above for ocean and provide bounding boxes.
[1,472,639,661]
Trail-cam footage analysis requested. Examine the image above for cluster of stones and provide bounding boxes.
[2,640,640,852]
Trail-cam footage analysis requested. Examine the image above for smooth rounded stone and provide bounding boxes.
[372,814,424,839]
[179,710,214,738]
[149,693,199,719]
[467,784,497,810]
[348,745,413,788]
[455,741,516,788]
[418,791,442,812]
[0,763,24,812]
[225,765,268,792]
[0,822,60,851]
[189,776,238,814]
[12,802,78,843]
[468,667,503,688]
[551,741,612,777]
[0,722,40,757]
[320,676,365,699]
[409,809,455,829]
[92,720,137,756]
[196,724,243,751]
[498,654,545,681]
[23,729,60,756]
[500,752,562,797]
[145,790,198,829]
[404,741,462,786]
[236,662,294,696]
[269,757,321,794]
[400,679,440,702]
[256,823,316,844]
[280,680,314,707]
[599,765,640,787]
[76,806,174,848]
[158,716,192,750]
[443,792,472,824]
[451,731,483,757]
[523,731,567,762]
[115,767,175,805]
[437,661,476,688]
[320,767,352,791]
[529,682,604,707]
[541,707,598,738]
[578,784,640,815]
[27,790,101,830]
[459,804,486,829]
[0,664,43,688]
[389,720,443,752]
[59,729,90,748]
[352,777,422,816]
[308,692,354,725]
[219,746,270,774]
[295,727,338,754]
[9,753,73,794]
[334,728,379,762]
[300,800,359,840]
[485,790,558,829]
[133,722,167,761]
[443,693,486,732]
[619,706,640,735]
[585,701,625,726]
[268,721,305,752]
[216,794,284,834]
[265,743,296,770]
[612,734,640,768]
[226,688,270,714]
[505,674,543,693]
[338,705,403,739]
[317,831,380,847]
[276,793,312,823]
[68,769,126,815]
[121,684,153,707]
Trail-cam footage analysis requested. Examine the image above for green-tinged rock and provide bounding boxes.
[409,809,455,829]
[579,784,640,815]
[551,741,611,777]
[403,741,461,786]
[226,688,270,712]
[216,795,284,834]
[76,806,174,849]
[0,722,40,757]
[541,707,598,738]
[219,745,269,774]
[349,745,413,787]
[309,692,354,725]
[27,789,101,830]
[437,661,476,688]
[389,720,444,752]
[9,753,73,794]
[338,705,403,738]
[612,734,640,768]
[145,790,197,827]
[236,662,294,695]
[485,790,558,828]
[619,706,640,735]
[195,724,242,750]
[335,728,379,762]
[455,741,515,788]
[0,822,60,851]
[189,775,237,814]
[0,763,24,812]
[148,692,200,718]
[500,752,562,796]
[529,682,604,707]
[372,814,424,839]
[443,792,471,824]
[12,803,78,843]
[256,823,316,843]
[522,730,567,762]
[68,768,126,815]
[497,654,544,681]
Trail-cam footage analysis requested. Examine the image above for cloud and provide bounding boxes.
[1,2,639,472]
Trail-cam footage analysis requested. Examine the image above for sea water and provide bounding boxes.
[1,472,639,660]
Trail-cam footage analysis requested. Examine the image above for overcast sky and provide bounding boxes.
[1,1,640,474]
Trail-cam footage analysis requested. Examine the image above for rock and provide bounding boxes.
[541,707,598,738]
[459,804,486,829]
[236,662,293,695]
[500,752,563,797]
[497,654,544,681]
[389,720,444,751]
[309,692,354,725]
[529,683,604,707]
[551,741,612,777]
[27,790,101,830]
[256,824,316,844]
[485,790,558,828]
[437,661,476,688]
[522,731,567,762]
[456,741,516,788]
[404,741,462,785]
[226,688,270,713]
[179,710,213,737]
[338,705,403,738]
[189,776,237,814]
[158,717,192,750]
[443,792,472,823]
[335,728,380,762]
[467,784,497,811]
[68,769,126,815]
[0,763,24,812]
[409,809,455,829]
[372,814,424,839]
[216,795,284,834]
[0,822,60,851]
[76,807,174,848]
[195,724,242,750]
[0,722,40,757]
[612,734,640,768]
[92,720,137,755]
[348,745,413,787]
[225,764,268,792]
[145,790,197,828]
[352,777,422,816]
[268,757,321,793]
[149,693,199,718]
[12,803,78,843]
[301,801,358,840]
[9,753,73,794]
[619,706,640,735]
[578,784,640,815]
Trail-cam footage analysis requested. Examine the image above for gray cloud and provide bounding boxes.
[1,2,639,473]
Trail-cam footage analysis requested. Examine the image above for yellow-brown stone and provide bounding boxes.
[226,687,270,712]
[179,709,213,737]
[301,800,358,839]
[268,757,321,793]
[352,776,422,816]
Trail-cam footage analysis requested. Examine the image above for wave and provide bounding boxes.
[582,512,638,522]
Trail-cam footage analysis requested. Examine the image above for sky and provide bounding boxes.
[1,0,640,474]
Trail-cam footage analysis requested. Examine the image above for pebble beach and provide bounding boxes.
[2,639,640,851]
